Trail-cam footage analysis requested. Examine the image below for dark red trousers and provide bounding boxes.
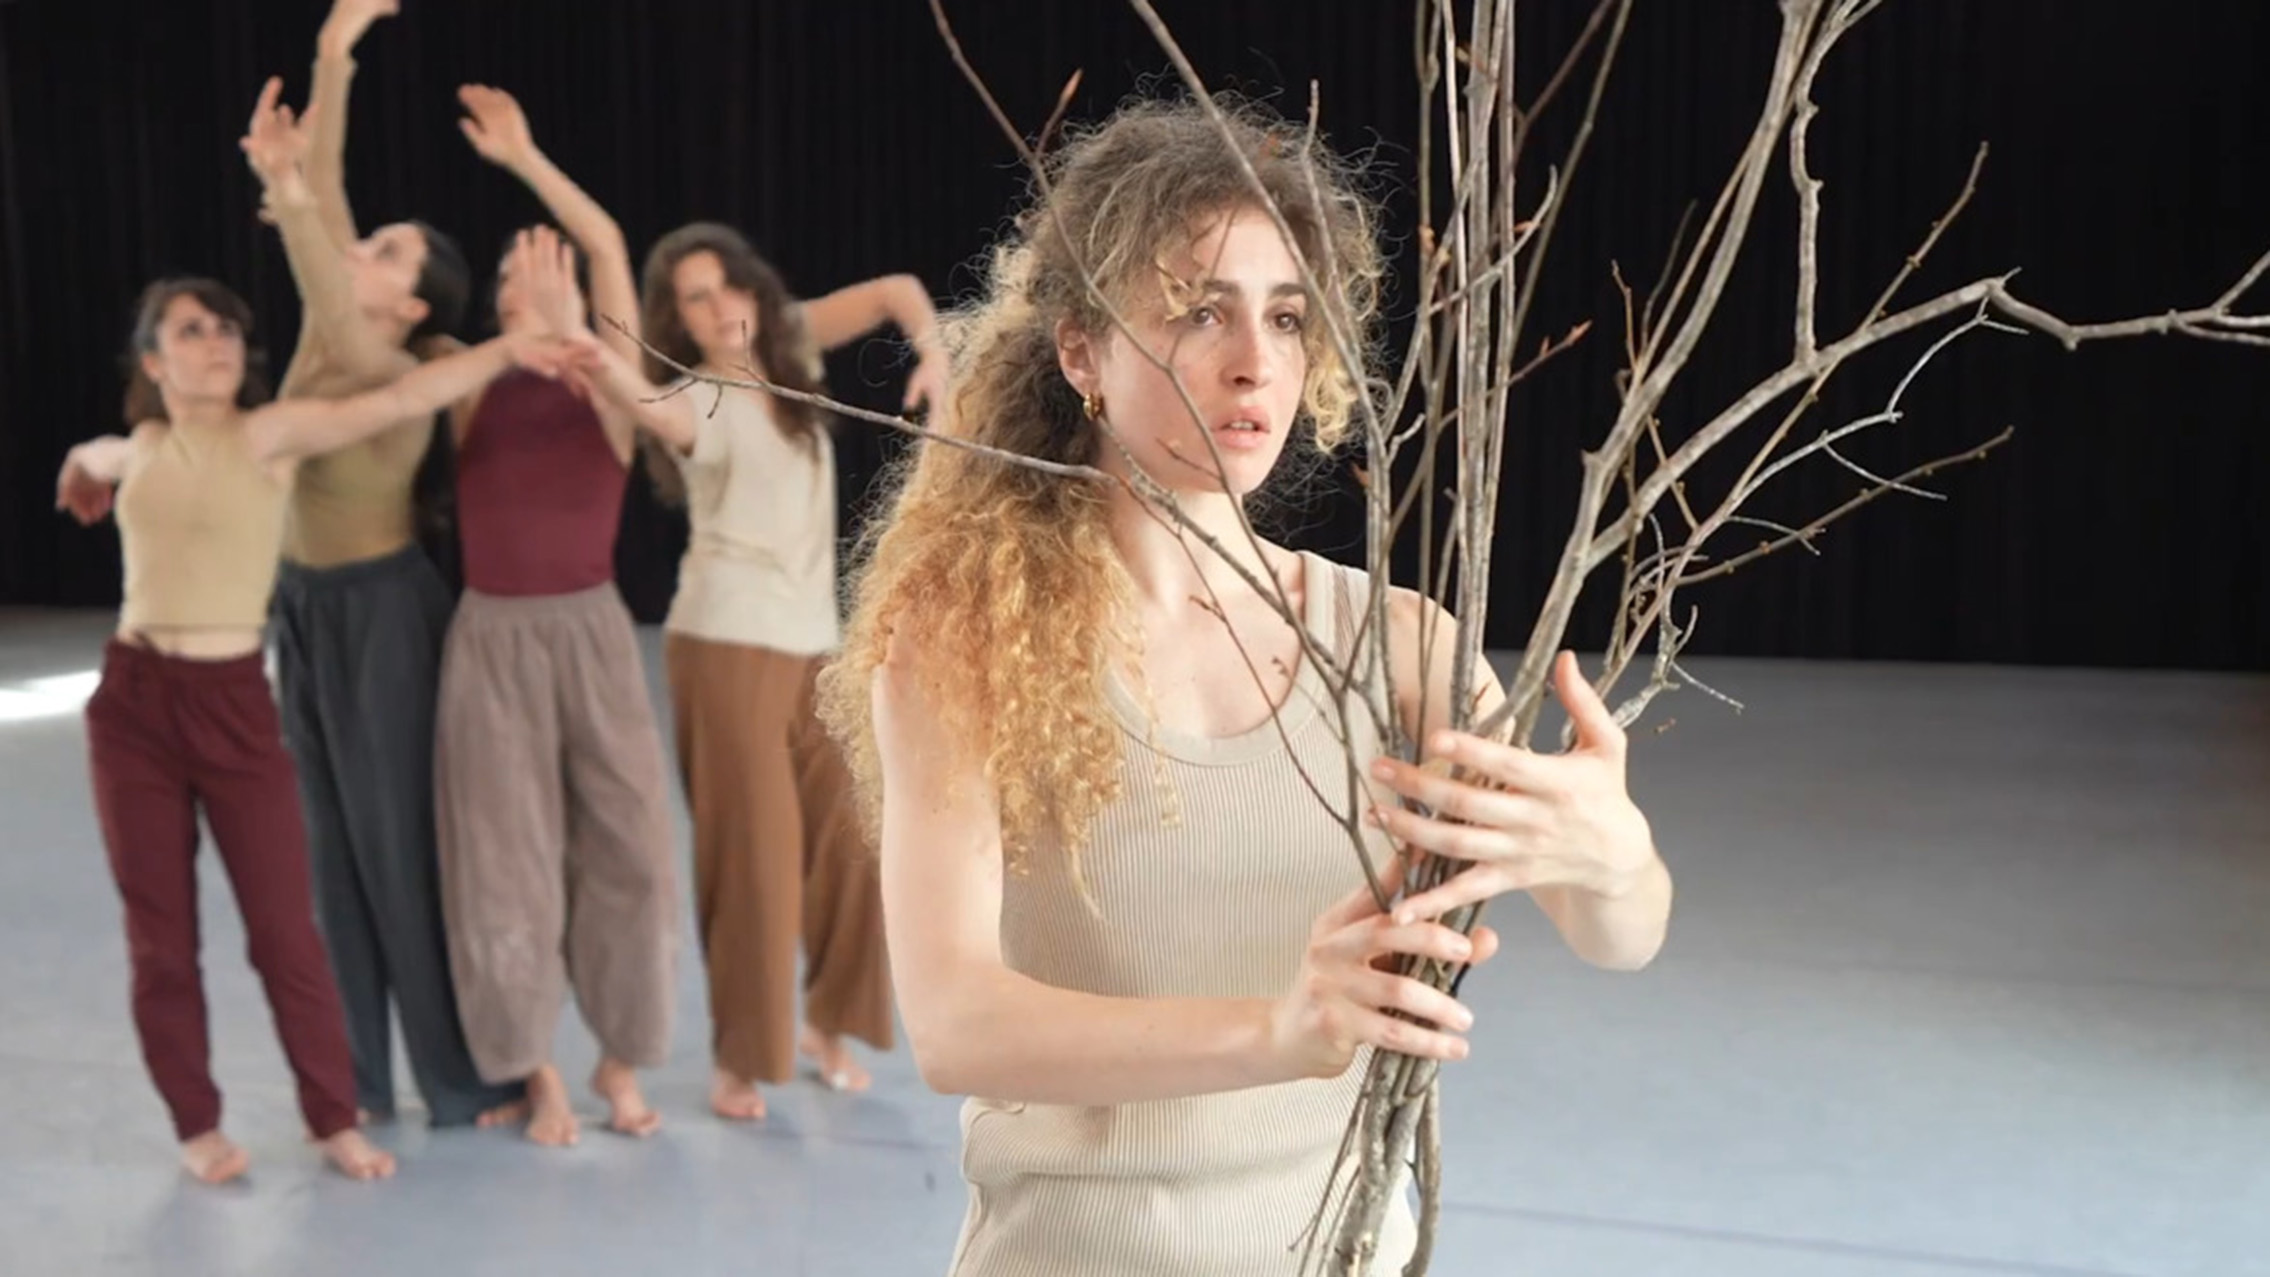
[83,640,358,1142]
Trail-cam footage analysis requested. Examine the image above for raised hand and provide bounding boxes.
[457,84,539,171]
[1366,650,1657,925]
[239,77,319,193]
[514,226,588,339]
[1267,858,1500,1080]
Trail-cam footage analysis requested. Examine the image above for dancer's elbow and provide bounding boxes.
[898,965,1044,1098]
[1583,933,1667,972]
[908,1035,975,1097]
[901,993,990,1097]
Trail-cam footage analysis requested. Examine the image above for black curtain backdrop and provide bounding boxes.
[2,0,2264,670]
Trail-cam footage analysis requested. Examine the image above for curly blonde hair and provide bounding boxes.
[815,98,1386,879]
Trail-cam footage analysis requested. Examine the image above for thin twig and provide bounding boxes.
[1677,426,2015,586]
[1862,142,1988,328]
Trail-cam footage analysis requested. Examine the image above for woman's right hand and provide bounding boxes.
[239,77,316,196]
[55,451,113,526]
[1268,861,1500,1080]
[498,330,596,381]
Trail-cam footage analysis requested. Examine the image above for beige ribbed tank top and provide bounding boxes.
[115,422,291,632]
[950,550,1418,1277]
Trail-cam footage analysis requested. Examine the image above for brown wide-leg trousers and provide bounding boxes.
[665,633,893,1085]
[435,586,680,1084]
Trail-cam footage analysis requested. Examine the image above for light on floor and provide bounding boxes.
[0,671,99,724]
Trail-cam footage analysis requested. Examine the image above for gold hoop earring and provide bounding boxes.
[1082,390,1105,421]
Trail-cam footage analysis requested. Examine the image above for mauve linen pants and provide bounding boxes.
[433,585,680,1083]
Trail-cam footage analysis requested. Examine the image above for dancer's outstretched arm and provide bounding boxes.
[456,86,638,362]
[54,433,144,525]
[800,274,950,414]
[566,340,700,456]
[305,0,397,252]
[246,331,586,466]
[242,78,414,386]
[458,86,641,460]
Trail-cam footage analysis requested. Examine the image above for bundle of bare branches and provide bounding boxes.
[636,1,2269,1271]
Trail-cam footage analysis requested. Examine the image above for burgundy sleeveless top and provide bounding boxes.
[456,369,626,596]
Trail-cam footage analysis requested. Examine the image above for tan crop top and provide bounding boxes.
[114,422,291,632]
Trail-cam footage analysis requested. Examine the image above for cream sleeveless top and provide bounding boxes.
[662,385,840,656]
[950,550,1418,1276]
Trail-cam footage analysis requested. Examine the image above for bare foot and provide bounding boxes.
[475,1098,531,1130]
[590,1058,662,1138]
[179,1131,250,1185]
[708,1066,767,1122]
[318,1128,397,1181]
[524,1065,580,1148]
[798,1025,873,1094]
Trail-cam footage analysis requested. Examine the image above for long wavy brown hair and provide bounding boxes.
[636,222,828,503]
[814,98,1385,880]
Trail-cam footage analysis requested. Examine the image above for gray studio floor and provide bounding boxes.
[1,605,2265,1277]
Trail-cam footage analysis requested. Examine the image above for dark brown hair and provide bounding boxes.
[635,222,829,503]
[407,220,471,343]
[121,277,271,424]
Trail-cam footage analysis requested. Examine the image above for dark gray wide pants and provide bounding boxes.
[272,545,523,1125]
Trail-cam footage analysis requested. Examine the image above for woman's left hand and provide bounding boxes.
[513,226,586,339]
[1367,650,1657,924]
[457,84,539,170]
